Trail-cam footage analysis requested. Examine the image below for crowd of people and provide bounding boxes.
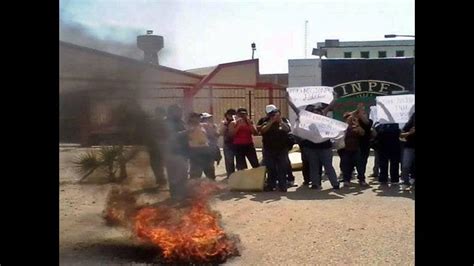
[147,101,415,200]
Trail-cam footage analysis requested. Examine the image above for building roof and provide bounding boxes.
[60,41,204,79]
[188,59,259,95]
[185,66,218,75]
[317,39,414,49]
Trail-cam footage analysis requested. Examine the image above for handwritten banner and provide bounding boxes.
[286,86,334,108]
[293,110,348,143]
[369,106,377,122]
[376,94,415,124]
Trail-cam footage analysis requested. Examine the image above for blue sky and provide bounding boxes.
[60,0,414,74]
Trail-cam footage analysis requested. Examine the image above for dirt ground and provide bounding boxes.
[59,147,414,265]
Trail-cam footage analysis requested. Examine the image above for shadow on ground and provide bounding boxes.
[60,241,161,264]
[369,181,415,200]
[217,182,377,203]
[60,240,228,265]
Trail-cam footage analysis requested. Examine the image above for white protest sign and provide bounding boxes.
[293,110,348,143]
[286,86,334,108]
[376,94,415,124]
[369,106,377,122]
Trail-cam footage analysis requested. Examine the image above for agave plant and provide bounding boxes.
[73,151,102,182]
[99,145,123,181]
[73,145,140,183]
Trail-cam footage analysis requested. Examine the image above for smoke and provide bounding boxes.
[60,17,144,60]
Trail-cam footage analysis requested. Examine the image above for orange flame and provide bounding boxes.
[104,180,239,263]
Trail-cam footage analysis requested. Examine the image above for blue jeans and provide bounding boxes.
[223,144,236,177]
[264,149,289,190]
[300,146,311,184]
[401,148,415,183]
[302,147,339,188]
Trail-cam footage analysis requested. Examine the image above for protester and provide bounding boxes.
[219,109,237,178]
[257,104,296,187]
[338,104,372,186]
[201,112,222,166]
[369,122,380,178]
[257,105,292,192]
[164,104,189,200]
[148,106,167,187]
[297,135,311,186]
[339,112,367,186]
[375,122,401,184]
[400,112,415,188]
[297,103,340,190]
[187,112,216,180]
[354,104,373,183]
[285,133,297,187]
[229,107,259,170]
[292,102,327,187]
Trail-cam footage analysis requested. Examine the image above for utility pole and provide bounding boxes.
[304,20,308,58]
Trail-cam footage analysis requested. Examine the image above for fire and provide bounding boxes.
[103,180,239,263]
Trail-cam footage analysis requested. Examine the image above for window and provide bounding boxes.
[396,50,405,57]
[344,52,352,58]
[360,51,370,58]
[378,51,387,58]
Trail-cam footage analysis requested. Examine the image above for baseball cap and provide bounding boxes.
[200,112,213,119]
[265,104,278,114]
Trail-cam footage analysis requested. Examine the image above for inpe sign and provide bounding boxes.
[321,58,414,121]
[334,80,405,98]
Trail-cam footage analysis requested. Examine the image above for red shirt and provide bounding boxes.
[233,123,254,145]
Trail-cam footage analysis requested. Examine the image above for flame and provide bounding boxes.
[103,180,239,263]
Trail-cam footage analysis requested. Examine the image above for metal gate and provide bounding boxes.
[193,86,288,121]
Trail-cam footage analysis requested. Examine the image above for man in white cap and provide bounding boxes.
[257,104,294,192]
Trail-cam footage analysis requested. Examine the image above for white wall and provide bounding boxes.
[288,59,321,87]
[287,59,322,123]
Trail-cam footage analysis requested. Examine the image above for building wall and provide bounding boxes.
[137,86,187,115]
[207,62,258,86]
[316,40,415,59]
[288,59,321,87]
[287,59,322,123]
[325,46,414,58]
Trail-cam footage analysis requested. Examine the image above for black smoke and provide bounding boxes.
[60,17,144,60]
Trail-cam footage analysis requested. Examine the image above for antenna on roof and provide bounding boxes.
[304,20,308,58]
